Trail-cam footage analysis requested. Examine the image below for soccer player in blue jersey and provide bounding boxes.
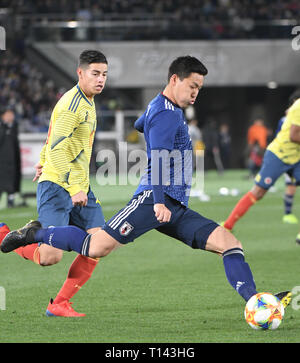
[1,56,290,308]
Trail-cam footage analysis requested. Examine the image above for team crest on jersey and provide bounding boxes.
[119,221,134,236]
[264,177,272,185]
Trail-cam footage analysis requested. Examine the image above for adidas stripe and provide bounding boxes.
[109,190,152,230]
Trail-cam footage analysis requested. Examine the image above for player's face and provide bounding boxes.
[172,73,204,108]
[77,63,108,98]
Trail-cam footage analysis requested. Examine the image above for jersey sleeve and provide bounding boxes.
[48,110,81,196]
[134,112,146,133]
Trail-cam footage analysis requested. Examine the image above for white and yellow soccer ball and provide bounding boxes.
[244,292,284,330]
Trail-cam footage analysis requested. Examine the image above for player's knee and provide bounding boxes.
[251,186,266,200]
[205,226,242,254]
[39,250,63,266]
[88,238,122,259]
[89,244,113,258]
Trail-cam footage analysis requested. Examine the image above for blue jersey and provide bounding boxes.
[134,93,193,206]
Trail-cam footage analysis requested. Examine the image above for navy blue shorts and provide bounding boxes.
[37,181,105,230]
[102,190,219,250]
[255,150,300,189]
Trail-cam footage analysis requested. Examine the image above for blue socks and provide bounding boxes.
[284,193,294,215]
[223,248,257,302]
[34,226,91,256]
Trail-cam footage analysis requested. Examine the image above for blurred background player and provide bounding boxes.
[202,117,224,174]
[222,88,300,233]
[218,123,232,170]
[0,49,108,317]
[188,118,203,171]
[0,108,21,208]
[274,90,300,225]
[246,119,268,179]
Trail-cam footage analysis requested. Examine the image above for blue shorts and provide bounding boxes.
[37,181,105,230]
[255,150,300,190]
[102,190,219,250]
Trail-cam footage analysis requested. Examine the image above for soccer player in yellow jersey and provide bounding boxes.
[223,89,300,234]
[0,50,108,316]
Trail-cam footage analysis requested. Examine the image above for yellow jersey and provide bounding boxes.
[39,84,97,196]
[268,99,300,165]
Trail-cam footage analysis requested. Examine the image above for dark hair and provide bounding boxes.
[168,56,208,81]
[78,50,108,68]
[289,88,300,106]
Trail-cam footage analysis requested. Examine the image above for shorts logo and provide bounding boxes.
[264,177,272,185]
[119,221,134,236]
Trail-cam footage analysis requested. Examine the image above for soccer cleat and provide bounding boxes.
[274,291,292,309]
[296,233,300,245]
[282,214,298,224]
[0,220,41,253]
[46,298,86,317]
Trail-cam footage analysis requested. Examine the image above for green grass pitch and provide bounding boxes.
[0,170,300,343]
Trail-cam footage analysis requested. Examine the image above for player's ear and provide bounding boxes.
[170,74,178,86]
[77,67,83,79]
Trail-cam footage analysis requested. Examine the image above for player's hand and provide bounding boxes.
[154,203,171,223]
[72,191,88,207]
[33,163,43,182]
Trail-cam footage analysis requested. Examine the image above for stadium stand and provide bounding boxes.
[2,0,299,40]
[0,1,299,169]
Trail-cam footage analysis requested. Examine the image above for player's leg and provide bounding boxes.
[0,220,42,264]
[50,190,105,312]
[223,185,266,231]
[158,203,257,302]
[203,225,290,307]
[1,191,157,258]
[223,150,288,231]
[205,226,258,301]
[282,173,298,224]
[45,228,101,317]
[158,201,289,305]
[1,225,42,264]
[287,163,300,244]
[36,182,71,266]
[4,182,70,266]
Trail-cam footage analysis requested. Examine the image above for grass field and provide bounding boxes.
[0,169,300,343]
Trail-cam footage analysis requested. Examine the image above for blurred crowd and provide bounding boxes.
[5,0,299,20]
[2,0,299,39]
[0,49,62,132]
[0,46,138,133]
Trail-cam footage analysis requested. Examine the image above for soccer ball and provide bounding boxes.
[244,292,284,330]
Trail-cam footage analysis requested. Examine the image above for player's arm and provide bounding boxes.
[290,124,300,143]
[32,144,46,181]
[149,111,180,222]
